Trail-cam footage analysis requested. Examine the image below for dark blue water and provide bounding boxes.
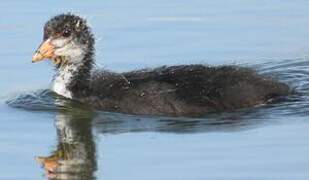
[1,1,309,179]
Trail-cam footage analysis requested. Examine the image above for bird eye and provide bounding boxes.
[62,29,71,37]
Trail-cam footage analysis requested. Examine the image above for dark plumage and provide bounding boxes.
[32,13,290,117]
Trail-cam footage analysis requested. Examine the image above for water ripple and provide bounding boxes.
[6,89,86,111]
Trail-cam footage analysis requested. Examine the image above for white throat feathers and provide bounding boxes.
[52,58,85,99]
[52,63,76,98]
[51,39,88,98]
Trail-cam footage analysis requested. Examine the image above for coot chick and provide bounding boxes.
[32,13,290,116]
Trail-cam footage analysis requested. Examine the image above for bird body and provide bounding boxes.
[32,14,290,116]
[81,65,288,116]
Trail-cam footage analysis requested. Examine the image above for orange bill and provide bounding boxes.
[32,39,56,63]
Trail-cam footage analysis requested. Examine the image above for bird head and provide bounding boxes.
[32,13,94,66]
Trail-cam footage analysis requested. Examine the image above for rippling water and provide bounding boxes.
[5,59,309,179]
[1,1,309,180]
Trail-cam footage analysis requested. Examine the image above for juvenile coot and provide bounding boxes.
[32,13,290,116]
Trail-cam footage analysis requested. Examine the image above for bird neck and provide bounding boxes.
[52,51,94,99]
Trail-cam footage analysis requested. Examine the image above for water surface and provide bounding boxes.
[1,0,309,179]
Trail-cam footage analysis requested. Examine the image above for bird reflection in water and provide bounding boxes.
[30,91,281,179]
[36,108,96,179]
